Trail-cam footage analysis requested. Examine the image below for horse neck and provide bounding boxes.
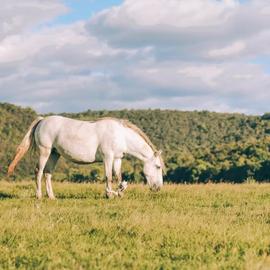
[126,131,154,162]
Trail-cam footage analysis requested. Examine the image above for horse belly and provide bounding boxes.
[55,134,98,164]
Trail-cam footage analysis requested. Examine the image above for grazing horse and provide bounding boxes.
[8,116,164,199]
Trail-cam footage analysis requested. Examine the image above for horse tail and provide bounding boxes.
[7,117,44,176]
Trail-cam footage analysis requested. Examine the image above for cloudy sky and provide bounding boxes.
[0,0,270,114]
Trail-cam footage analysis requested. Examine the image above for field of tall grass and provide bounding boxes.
[0,181,270,269]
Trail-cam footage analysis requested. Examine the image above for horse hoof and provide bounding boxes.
[106,192,115,199]
[105,188,118,199]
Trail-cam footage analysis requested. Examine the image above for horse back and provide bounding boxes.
[34,116,128,161]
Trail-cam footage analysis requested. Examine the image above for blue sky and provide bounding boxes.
[0,0,270,114]
[251,57,270,74]
[56,0,123,24]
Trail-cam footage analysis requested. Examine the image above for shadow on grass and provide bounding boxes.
[0,192,18,200]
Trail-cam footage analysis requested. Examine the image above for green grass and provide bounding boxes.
[0,182,270,269]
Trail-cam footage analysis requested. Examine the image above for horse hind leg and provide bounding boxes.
[36,146,51,199]
[44,150,60,200]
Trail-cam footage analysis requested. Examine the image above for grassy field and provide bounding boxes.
[0,182,270,269]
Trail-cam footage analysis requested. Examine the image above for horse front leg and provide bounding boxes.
[114,158,128,197]
[104,155,118,198]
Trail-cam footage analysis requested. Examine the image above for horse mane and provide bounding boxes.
[122,120,165,169]
[121,119,158,153]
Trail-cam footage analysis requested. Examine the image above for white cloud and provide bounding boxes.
[208,41,246,58]
[177,66,223,87]
[0,0,67,40]
[93,0,238,28]
[1,0,270,114]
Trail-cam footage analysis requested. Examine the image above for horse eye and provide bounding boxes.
[156,165,161,169]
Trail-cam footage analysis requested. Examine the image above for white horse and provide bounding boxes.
[8,116,164,199]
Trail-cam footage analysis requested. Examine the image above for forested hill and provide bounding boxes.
[1,102,270,183]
